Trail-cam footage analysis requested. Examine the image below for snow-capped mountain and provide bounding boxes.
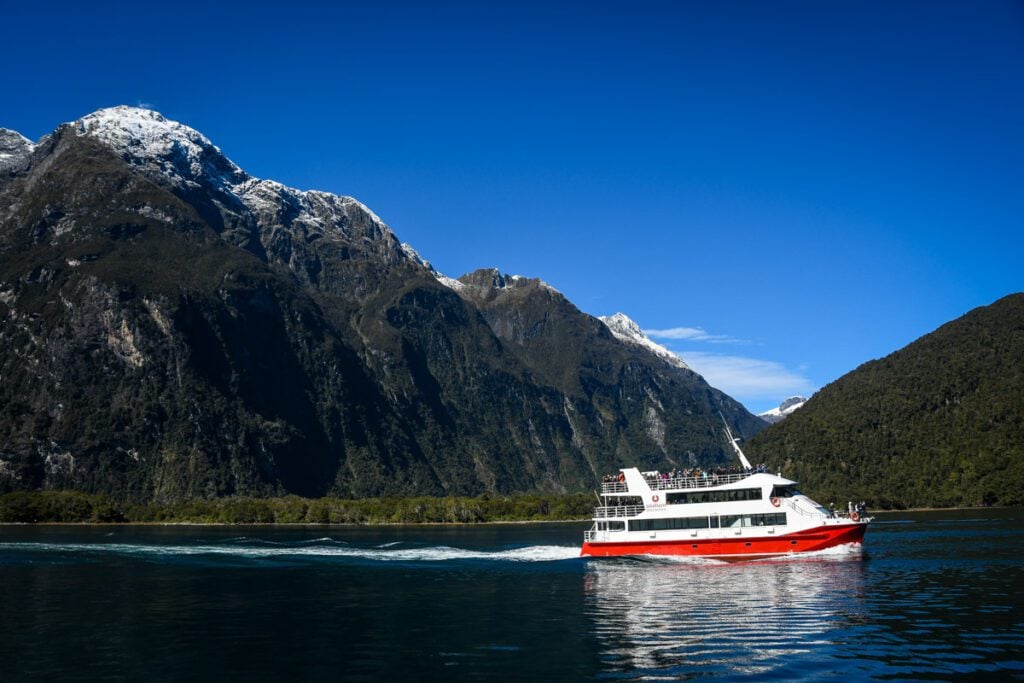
[758,396,808,424]
[0,105,764,501]
[600,312,689,370]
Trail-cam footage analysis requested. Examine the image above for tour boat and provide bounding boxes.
[580,423,870,560]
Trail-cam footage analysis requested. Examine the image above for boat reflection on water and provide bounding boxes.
[583,545,868,679]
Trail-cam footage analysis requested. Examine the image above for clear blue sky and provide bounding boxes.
[4,1,1022,413]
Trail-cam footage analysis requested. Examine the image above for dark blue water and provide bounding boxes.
[1,509,1022,681]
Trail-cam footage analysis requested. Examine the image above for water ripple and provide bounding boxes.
[583,512,1024,680]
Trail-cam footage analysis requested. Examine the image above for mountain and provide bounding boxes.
[758,396,808,424]
[746,294,1024,508]
[0,106,764,502]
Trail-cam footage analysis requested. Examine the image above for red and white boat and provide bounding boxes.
[580,425,870,560]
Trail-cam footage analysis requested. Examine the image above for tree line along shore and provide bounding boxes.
[0,490,597,525]
[0,490,999,525]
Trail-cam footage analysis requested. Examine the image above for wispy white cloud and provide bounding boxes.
[644,326,745,344]
[681,352,815,404]
[629,320,811,410]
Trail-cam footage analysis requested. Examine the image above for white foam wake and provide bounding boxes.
[1,542,582,563]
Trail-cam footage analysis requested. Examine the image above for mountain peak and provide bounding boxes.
[453,269,564,298]
[0,128,35,172]
[460,268,507,289]
[602,312,643,338]
[779,395,808,411]
[758,396,808,424]
[77,106,208,149]
[72,105,247,189]
[54,106,405,256]
[599,313,689,370]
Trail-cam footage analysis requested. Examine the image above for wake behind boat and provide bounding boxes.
[580,421,871,560]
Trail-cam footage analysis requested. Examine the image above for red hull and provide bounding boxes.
[580,522,866,559]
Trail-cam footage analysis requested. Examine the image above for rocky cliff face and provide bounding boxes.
[0,107,763,501]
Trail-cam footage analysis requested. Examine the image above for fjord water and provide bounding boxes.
[1,510,1022,681]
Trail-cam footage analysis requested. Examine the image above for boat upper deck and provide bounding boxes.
[601,469,777,495]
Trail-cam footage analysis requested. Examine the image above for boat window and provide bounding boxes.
[603,496,643,507]
[607,521,625,531]
[666,488,762,505]
[719,513,787,528]
[628,516,711,532]
[771,486,802,498]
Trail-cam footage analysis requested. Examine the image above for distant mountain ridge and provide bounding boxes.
[0,106,764,502]
[758,396,808,424]
[747,294,1024,508]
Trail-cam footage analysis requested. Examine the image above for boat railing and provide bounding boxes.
[784,498,822,519]
[601,472,753,494]
[592,504,645,518]
[648,472,751,491]
[584,529,597,542]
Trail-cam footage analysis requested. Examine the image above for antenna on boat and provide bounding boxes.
[719,412,752,470]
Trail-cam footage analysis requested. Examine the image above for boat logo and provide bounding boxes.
[651,494,660,503]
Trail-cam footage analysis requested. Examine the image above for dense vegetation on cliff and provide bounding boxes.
[747,294,1024,509]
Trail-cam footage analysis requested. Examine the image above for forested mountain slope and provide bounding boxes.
[747,294,1024,508]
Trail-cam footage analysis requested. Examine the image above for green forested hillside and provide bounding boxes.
[747,294,1024,509]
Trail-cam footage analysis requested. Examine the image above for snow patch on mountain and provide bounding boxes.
[75,106,245,185]
[600,313,689,370]
[758,396,808,424]
[69,106,402,251]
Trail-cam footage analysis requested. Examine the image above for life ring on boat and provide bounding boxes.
[651,494,660,503]
[851,512,860,522]
[618,473,625,483]
[770,497,781,507]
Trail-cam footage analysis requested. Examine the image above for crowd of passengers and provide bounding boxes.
[600,464,771,484]
[830,501,869,518]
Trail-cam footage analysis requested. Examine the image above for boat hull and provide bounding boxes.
[580,521,866,560]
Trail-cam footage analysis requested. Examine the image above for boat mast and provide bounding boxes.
[720,413,752,470]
